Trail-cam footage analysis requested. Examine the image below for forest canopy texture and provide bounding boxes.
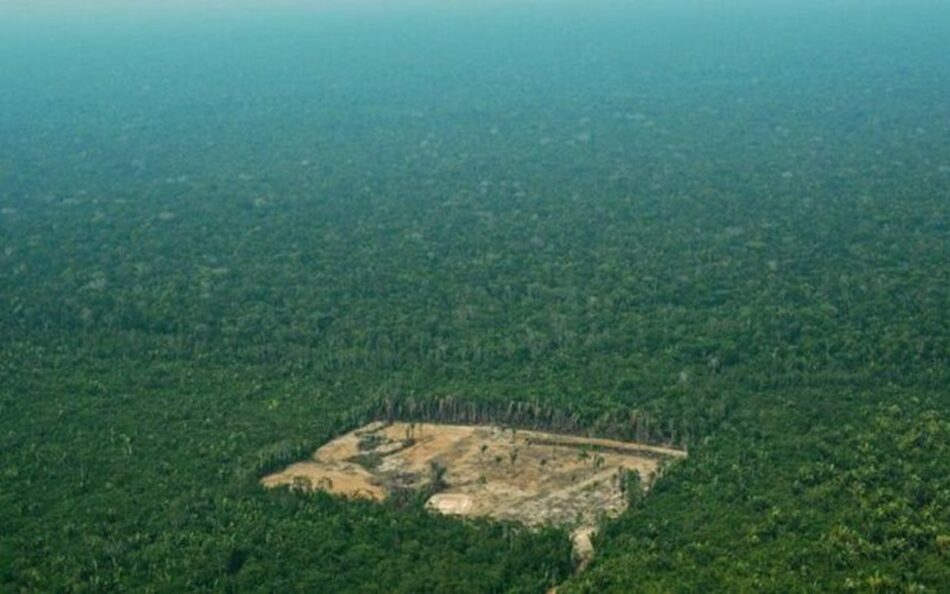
[1,4,948,593]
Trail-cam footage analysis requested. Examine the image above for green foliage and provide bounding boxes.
[1,5,948,592]
[572,397,950,593]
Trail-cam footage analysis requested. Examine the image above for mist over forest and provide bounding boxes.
[1,1,948,592]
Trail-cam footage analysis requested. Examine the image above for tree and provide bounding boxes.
[429,461,447,491]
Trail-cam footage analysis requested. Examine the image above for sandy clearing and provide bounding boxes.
[262,421,686,561]
[312,432,361,462]
[261,461,385,500]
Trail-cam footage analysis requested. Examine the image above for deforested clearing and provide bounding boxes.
[262,421,686,559]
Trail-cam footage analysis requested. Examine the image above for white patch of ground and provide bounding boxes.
[427,493,474,515]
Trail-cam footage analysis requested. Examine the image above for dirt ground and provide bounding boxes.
[262,421,686,561]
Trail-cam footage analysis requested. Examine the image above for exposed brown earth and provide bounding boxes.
[262,421,686,562]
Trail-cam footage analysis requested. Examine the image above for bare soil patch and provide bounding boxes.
[262,422,686,561]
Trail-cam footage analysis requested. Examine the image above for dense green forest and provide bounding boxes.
[1,3,948,592]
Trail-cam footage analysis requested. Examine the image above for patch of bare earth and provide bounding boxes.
[262,422,686,566]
